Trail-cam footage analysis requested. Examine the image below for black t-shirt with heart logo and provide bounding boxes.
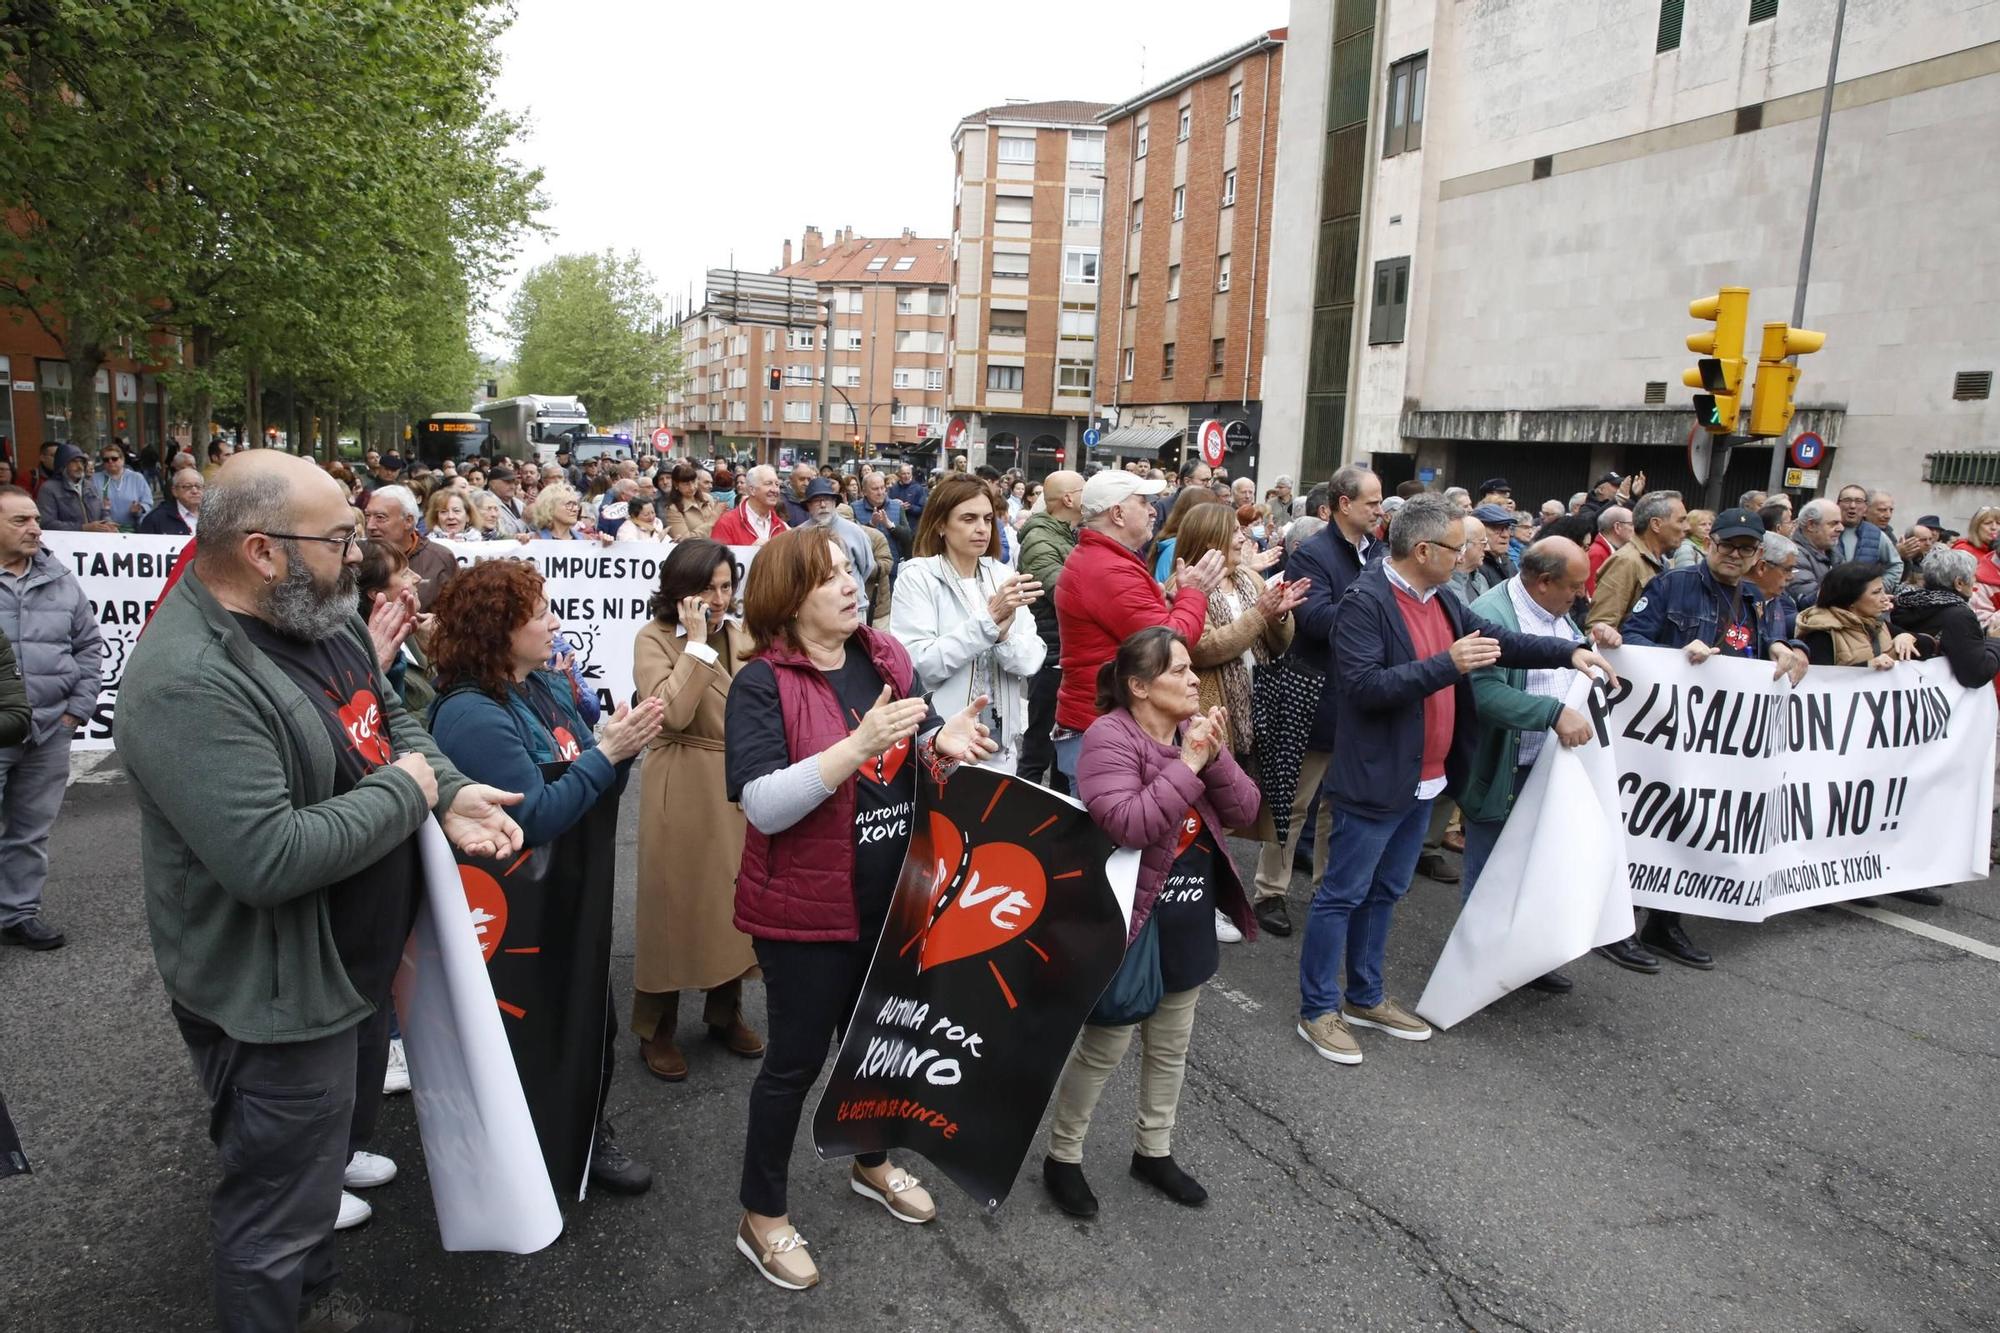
[1153,806,1220,993]
[235,615,422,1003]
[728,641,941,932]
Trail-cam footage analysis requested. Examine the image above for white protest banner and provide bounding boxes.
[394,820,562,1253]
[42,531,759,751]
[1417,674,1632,1031]
[1606,646,1994,919]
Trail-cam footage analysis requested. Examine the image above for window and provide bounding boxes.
[896,290,918,315]
[1172,186,1186,220]
[1657,0,1684,52]
[989,308,1027,338]
[764,329,776,351]
[1177,106,1191,141]
[991,250,1030,280]
[1131,199,1143,231]
[1161,342,1176,377]
[1749,0,1778,22]
[893,367,920,389]
[728,367,747,389]
[1121,347,1135,381]
[836,366,861,387]
[837,329,862,350]
[866,256,889,271]
[1136,121,1148,158]
[893,256,916,271]
[923,405,946,427]
[784,401,813,423]
[987,364,1024,392]
[926,368,944,391]
[1217,252,1232,291]
[1369,256,1411,344]
[892,402,915,425]
[1228,85,1243,121]
[1056,360,1093,396]
[998,135,1035,163]
[1067,186,1102,225]
[1126,273,1140,307]
[1384,53,1428,157]
[1069,129,1105,166]
[787,329,818,350]
[762,400,774,423]
[1059,305,1097,339]
[731,400,748,422]
[37,360,70,444]
[708,373,721,393]
[1211,338,1229,375]
[1063,247,1099,285]
[1167,264,1181,301]
[1222,169,1237,206]
[995,194,1034,224]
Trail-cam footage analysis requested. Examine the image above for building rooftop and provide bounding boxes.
[1098,29,1286,124]
[957,98,1115,129]
[778,232,951,286]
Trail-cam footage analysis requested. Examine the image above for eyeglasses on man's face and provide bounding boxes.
[257,529,363,555]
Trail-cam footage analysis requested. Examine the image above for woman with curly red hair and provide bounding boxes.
[426,559,666,1198]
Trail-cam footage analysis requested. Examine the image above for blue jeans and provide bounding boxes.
[1460,763,1532,905]
[1053,731,1085,788]
[1298,798,1433,1019]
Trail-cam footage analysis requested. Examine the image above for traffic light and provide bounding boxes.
[1684,286,1749,434]
[1746,321,1826,438]
[768,366,783,391]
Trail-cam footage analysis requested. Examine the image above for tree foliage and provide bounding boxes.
[507,251,681,425]
[0,0,543,448]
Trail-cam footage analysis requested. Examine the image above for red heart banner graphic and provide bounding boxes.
[338,689,393,767]
[460,864,510,963]
[919,831,1047,972]
[863,734,910,786]
[551,726,581,762]
[1174,808,1202,858]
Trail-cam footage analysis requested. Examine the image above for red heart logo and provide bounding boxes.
[919,832,1046,972]
[551,726,581,762]
[337,690,392,767]
[460,865,509,963]
[862,735,909,786]
[1175,808,1202,858]
[1724,623,1751,651]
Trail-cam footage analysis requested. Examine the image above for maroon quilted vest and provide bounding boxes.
[733,626,916,943]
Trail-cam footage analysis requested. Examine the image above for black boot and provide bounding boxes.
[1041,1156,1098,1218]
[1129,1152,1207,1207]
[1594,936,1662,974]
[589,1120,653,1195]
[1254,897,1293,938]
[1640,913,1714,970]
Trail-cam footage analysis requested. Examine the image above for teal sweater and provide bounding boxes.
[119,570,472,1044]
[1459,582,1578,825]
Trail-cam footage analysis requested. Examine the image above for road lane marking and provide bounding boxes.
[1839,902,2000,963]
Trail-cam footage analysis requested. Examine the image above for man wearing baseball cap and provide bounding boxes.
[1613,507,1808,971]
[1050,470,1224,784]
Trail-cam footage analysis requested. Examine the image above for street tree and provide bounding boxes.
[507,251,681,425]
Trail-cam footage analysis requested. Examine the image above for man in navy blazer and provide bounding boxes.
[1296,495,1616,1067]
[1249,464,1382,937]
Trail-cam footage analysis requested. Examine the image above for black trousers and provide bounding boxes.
[1018,657,1067,794]
[738,936,885,1216]
[347,1003,393,1157]
[176,1010,357,1332]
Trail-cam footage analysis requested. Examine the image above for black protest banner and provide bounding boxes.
[813,765,1129,1210]
[456,766,622,1200]
[0,1087,28,1178]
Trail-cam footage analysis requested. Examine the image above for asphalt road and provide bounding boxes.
[2,759,1997,1332]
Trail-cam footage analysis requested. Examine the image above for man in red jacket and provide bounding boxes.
[1050,469,1223,784]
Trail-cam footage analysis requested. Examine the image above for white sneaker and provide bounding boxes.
[382,1038,410,1095]
[1214,909,1243,943]
[335,1190,373,1230]
[344,1150,397,1189]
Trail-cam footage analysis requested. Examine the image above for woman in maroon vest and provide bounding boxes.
[724,526,997,1291]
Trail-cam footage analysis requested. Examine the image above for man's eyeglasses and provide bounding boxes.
[1717,540,1760,556]
[1423,539,1467,555]
[257,530,363,554]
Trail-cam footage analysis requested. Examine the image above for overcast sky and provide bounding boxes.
[481,0,1286,351]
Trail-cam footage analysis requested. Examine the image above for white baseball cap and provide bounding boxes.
[1080,470,1167,519]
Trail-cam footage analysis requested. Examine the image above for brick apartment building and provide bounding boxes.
[671,226,952,467]
[1095,30,1284,481]
[948,99,1112,477]
[0,316,191,470]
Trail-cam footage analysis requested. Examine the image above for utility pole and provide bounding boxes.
[1767,0,1846,498]
[819,299,834,458]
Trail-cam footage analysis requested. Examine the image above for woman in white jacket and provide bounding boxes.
[890,473,1047,774]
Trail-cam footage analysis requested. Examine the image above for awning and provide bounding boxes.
[1090,426,1182,458]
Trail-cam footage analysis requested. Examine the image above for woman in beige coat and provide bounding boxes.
[632,538,763,1079]
[663,459,725,541]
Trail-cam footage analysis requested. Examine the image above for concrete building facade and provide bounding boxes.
[1263,0,2000,523]
[1095,31,1285,480]
[670,226,952,466]
[948,100,1112,477]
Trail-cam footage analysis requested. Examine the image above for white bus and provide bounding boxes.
[475,395,593,464]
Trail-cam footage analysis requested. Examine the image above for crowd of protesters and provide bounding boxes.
[4,428,1998,1326]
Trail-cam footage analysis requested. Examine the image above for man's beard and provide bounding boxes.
[262,541,360,641]
[807,509,835,528]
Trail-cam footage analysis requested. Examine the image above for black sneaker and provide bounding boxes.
[1129,1152,1207,1207]
[1254,897,1293,938]
[1,917,64,950]
[589,1121,652,1196]
[1041,1155,1098,1218]
[298,1288,414,1333]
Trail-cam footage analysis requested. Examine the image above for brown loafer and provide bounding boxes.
[640,1036,687,1081]
[709,1019,766,1058]
[736,1215,818,1290]
[850,1163,936,1224]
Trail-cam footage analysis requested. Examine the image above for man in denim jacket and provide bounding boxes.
[1617,508,1808,970]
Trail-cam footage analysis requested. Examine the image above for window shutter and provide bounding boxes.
[1749,0,1778,24]
[1657,0,1684,52]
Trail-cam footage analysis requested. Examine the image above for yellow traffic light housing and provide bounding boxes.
[1746,321,1826,438]
[1684,286,1750,434]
